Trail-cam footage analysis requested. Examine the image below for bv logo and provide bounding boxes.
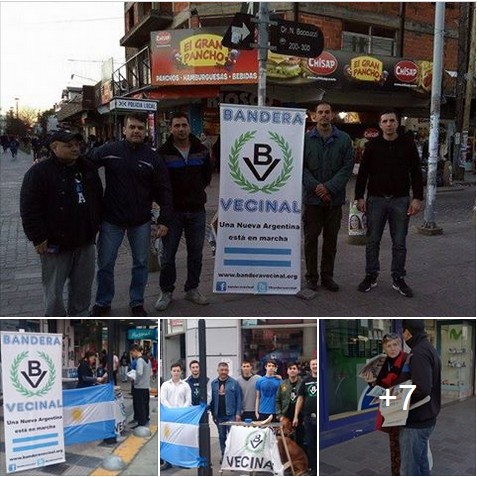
[229,131,293,194]
[246,430,267,453]
[10,351,56,398]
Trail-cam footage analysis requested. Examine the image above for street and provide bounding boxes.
[1,149,475,317]
[320,397,476,476]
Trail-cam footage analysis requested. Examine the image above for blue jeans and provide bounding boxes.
[96,221,150,307]
[160,211,206,293]
[214,415,234,456]
[400,426,435,475]
[365,196,410,279]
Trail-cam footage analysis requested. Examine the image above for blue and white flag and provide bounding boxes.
[63,384,116,446]
[160,403,206,468]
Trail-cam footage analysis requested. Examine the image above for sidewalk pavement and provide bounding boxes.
[1,149,475,317]
[320,397,476,476]
[0,381,158,476]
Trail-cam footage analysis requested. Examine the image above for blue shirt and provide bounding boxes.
[256,376,281,414]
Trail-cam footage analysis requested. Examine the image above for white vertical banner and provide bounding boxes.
[1,332,65,474]
[214,104,306,295]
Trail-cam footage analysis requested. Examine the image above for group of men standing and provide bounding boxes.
[160,357,317,474]
[20,112,211,316]
[20,100,424,316]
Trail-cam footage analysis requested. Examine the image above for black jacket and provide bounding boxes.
[89,140,173,227]
[158,134,212,212]
[20,155,102,250]
[355,134,424,200]
[77,360,96,388]
[406,332,441,428]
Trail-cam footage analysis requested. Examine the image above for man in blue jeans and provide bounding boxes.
[155,112,212,311]
[89,113,172,316]
[210,362,242,459]
[355,110,423,297]
[400,320,441,475]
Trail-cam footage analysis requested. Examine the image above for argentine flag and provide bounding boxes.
[63,384,116,446]
[160,403,206,468]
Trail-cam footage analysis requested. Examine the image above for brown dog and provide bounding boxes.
[277,417,309,476]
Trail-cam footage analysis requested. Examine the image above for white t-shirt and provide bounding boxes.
[160,379,192,407]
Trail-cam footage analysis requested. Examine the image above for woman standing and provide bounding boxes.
[366,333,410,475]
[77,351,107,388]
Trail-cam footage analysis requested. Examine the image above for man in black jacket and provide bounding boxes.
[155,112,212,311]
[20,131,102,316]
[400,319,441,476]
[355,110,423,297]
[89,113,173,317]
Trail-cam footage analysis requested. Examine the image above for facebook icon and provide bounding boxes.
[216,281,227,292]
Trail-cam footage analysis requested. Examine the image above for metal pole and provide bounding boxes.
[257,2,269,106]
[461,4,476,172]
[198,320,211,476]
[419,2,445,235]
[104,320,117,444]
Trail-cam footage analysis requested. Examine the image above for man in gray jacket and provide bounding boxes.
[130,344,151,427]
[303,101,354,292]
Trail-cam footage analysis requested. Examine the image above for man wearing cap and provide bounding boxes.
[89,113,173,317]
[20,131,103,316]
[400,320,441,476]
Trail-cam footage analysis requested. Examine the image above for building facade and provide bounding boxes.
[160,318,317,380]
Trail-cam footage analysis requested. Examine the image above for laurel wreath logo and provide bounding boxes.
[10,351,56,398]
[228,131,294,194]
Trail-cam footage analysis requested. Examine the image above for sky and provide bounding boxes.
[0,1,126,113]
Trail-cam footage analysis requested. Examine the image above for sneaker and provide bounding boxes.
[358,275,378,292]
[306,280,318,291]
[392,277,413,297]
[185,288,209,305]
[90,304,111,317]
[155,291,172,311]
[321,278,339,292]
[131,305,148,316]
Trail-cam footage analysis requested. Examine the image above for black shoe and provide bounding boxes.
[306,280,318,291]
[392,277,413,297]
[131,305,148,316]
[358,275,378,292]
[90,304,111,317]
[321,278,339,292]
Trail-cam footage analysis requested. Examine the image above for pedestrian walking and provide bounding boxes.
[129,344,151,428]
[155,112,212,311]
[1,134,9,153]
[210,362,242,459]
[400,320,441,476]
[120,352,129,383]
[20,131,102,316]
[10,137,19,159]
[293,357,317,475]
[303,101,354,292]
[89,113,173,317]
[355,110,424,297]
[237,360,261,421]
[185,360,212,405]
[255,359,282,421]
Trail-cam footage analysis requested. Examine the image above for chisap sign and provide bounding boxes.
[213,104,306,295]
[1,332,65,474]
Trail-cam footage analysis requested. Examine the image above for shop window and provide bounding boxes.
[242,320,317,378]
[325,319,393,419]
[439,321,475,403]
[342,22,396,56]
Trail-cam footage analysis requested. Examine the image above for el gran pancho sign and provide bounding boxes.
[1,332,65,474]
